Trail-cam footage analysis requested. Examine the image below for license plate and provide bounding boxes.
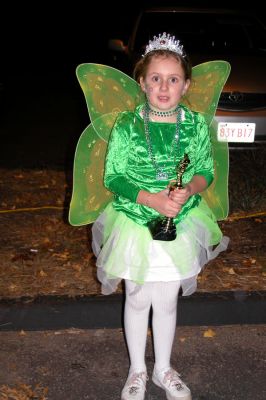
[217,122,255,143]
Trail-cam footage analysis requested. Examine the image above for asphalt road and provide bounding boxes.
[0,324,265,400]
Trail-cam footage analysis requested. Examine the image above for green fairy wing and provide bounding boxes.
[76,63,145,142]
[182,60,231,126]
[69,64,145,226]
[68,123,111,226]
[202,120,230,221]
[69,61,231,226]
[181,60,231,220]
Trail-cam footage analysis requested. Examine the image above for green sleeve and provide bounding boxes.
[104,113,140,202]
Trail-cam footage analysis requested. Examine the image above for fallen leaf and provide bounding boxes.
[222,283,232,288]
[228,268,236,275]
[72,264,82,272]
[222,267,229,273]
[203,329,216,338]
[66,328,83,334]
[42,237,51,245]
[19,330,26,336]
[52,251,70,260]
[84,253,95,261]
[242,258,257,266]
[39,270,47,277]
[179,337,186,342]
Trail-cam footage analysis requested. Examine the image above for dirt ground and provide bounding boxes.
[0,149,266,299]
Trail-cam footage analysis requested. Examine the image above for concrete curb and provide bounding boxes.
[0,291,265,331]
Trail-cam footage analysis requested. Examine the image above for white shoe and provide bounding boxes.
[152,367,192,400]
[121,371,148,400]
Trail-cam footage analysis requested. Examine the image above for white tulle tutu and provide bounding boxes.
[92,199,229,296]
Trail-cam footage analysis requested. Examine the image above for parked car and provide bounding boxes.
[108,8,266,148]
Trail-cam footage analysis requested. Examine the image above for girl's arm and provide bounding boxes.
[170,114,214,206]
[104,114,140,202]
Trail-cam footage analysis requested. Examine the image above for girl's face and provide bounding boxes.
[140,55,190,111]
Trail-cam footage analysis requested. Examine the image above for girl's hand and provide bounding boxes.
[137,177,207,216]
[168,185,192,206]
[148,189,182,217]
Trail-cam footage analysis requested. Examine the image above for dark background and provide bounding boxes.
[0,1,265,169]
[2,1,265,81]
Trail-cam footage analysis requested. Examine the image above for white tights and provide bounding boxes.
[124,280,181,374]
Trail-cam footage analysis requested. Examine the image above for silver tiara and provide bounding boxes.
[144,32,184,56]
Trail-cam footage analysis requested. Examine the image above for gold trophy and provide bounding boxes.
[148,154,190,241]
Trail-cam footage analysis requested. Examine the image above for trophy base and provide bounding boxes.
[148,218,177,241]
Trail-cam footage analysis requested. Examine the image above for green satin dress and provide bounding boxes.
[92,104,229,295]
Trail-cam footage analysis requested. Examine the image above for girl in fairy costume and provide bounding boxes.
[69,33,230,400]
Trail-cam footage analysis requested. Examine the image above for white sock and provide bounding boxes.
[124,280,152,373]
[151,281,181,373]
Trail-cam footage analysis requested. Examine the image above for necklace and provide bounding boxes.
[143,103,181,181]
[149,105,179,117]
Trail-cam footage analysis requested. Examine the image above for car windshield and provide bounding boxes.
[133,11,266,56]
